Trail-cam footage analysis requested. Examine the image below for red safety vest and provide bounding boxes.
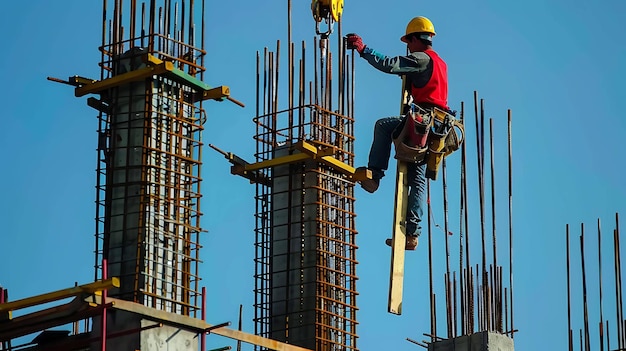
[410,49,449,110]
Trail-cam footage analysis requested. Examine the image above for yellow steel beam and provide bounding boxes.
[240,140,330,173]
[202,86,230,100]
[145,53,164,65]
[319,155,355,175]
[230,140,362,184]
[352,166,372,182]
[75,63,173,97]
[297,140,362,179]
[294,140,319,156]
[0,278,120,313]
[242,153,311,172]
[146,54,236,103]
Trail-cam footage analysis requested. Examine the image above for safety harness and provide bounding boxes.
[392,104,464,180]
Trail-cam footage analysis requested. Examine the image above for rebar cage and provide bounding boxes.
[94,0,207,317]
[253,36,360,351]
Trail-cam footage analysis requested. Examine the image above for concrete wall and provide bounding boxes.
[428,331,514,351]
[91,311,198,351]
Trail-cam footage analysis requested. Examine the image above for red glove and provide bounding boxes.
[346,33,366,54]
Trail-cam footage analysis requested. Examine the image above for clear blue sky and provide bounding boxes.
[1,1,625,350]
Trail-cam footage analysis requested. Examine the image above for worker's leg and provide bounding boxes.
[367,116,403,179]
[406,161,427,236]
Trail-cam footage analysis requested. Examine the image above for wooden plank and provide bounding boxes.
[0,278,119,313]
[388,77,411,315]
[388,160,408,315]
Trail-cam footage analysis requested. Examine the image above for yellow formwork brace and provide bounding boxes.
[74,62,173,97]
[73,54,244,107]
[219,140,368,184]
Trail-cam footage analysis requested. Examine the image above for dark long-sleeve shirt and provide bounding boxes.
[360,46,433,88]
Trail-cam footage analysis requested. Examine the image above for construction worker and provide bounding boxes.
[347,16,449,250]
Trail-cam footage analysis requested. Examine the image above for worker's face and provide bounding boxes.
[406,36,422,53]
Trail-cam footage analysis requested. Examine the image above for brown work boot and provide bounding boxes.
[356,166,380,193]
[385,236,419,250]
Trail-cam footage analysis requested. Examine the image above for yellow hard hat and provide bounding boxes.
[401,16,436,43]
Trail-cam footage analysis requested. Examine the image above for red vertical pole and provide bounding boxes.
[201,286,206,350]
[0,286,4,350]
[102,259,108,351]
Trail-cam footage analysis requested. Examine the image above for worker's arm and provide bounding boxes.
[360,48,430,74]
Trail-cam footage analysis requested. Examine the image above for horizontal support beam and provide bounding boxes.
[242,153,310,172]
[88,296,312,351]
[229,140,369,184]
[75,63,172,97]
[0,278,119,313]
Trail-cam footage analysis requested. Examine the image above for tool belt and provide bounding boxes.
[392,104,464,179]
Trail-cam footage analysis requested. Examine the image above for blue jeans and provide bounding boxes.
[367,116,426,237]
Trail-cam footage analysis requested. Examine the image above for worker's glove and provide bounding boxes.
[346,33,366,54]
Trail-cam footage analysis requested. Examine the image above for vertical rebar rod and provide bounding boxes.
[299,41,306,139]
[201,286,206,350]
[181,1,186,64]
[101,259,108,351]
[507,109,514,338]
[442,159,452,337]
[473,92,488,332]
[599,322,604,351]
[428,180,435,342]
[580,226,591,351]
[350,46,355,124]
[458,101,467,336]
[615,212,624,349]
[237,304,243,351]
[253,50,261,337]
[599,218,605,351]
[489,118,498,332]
[489,265,494,331]
[200,0,205,73]
[130,0,136,47]
[312,36,318,107]
[337,22,344,116]
[567,224,573,351]
[445,274,451,337]
[470,265,475,333]
[453,271,458,337]
[287,0,293,140]
[580,329,583,351]
[141,2,145,47]
[615,227,621,351]
[112,0,118,57]
[148,0,155,51]
[476,263,482,331]
[463,103,473,334]
[480,98,489,332]
[606,320,610,351]
[504,286,508,335]
[489,118,497,293]
[1,287,8,350]
[274,41,280,138]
